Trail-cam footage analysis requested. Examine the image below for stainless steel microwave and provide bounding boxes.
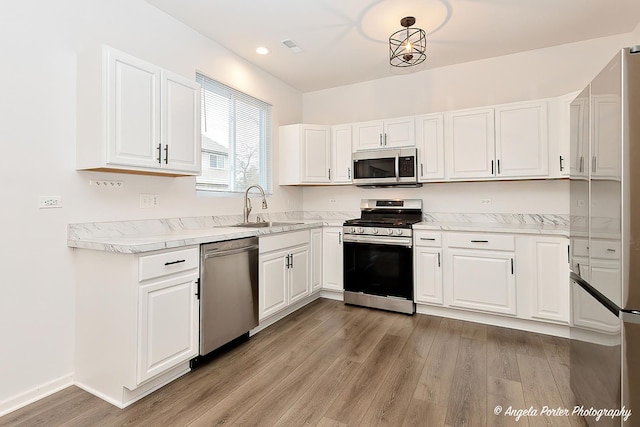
[352,147,419,186]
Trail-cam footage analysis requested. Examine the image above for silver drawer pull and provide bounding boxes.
[471,240,489,243]
[607,249,616,252]
[420,238,436,241]
[164,259,186,266]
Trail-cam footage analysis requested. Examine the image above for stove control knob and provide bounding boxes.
[357,227,364,234]
[372,228,378,234]
[395,229,404,236]
[387,228,394,235]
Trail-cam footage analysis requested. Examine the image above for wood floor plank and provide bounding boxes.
[273,356,361,427]
[486,376,529,427]
[358,315,440,427]
[444,336,488,427]
[462,321,488,341]
[517,353,571,427]
[400,398,448,427]
[316,417,348,427]
[334,307,396,363]
[322,333,409,426]
[413,317,464,405]
[505,328,548,359]
[486,325,522,382]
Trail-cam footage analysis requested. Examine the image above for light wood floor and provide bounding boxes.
[1,299,587,426]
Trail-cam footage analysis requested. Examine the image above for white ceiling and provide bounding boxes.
[145,0,640,93]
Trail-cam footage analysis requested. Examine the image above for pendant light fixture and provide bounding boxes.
[389,16,426,67]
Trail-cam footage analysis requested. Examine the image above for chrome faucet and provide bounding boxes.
[243,184,268,223]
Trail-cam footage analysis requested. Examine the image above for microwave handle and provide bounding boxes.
[395,153,400,181]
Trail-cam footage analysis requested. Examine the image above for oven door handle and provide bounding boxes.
[343,234,412,247]
[395,153,400,182]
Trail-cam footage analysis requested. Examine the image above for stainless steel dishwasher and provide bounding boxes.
[199,237,259,357]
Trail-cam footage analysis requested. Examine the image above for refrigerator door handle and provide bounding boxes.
[621,310,640,324]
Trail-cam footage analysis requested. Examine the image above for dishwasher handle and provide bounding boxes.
[204,244,259,259]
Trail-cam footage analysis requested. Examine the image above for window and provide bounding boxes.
[208,153,226,170]
[196,73,272,193]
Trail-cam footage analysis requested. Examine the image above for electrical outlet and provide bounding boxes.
[140,194,159,209]
[330,199,337,203]
[90,180,123,188]
[480,198,492,205]
[39,196,62,209]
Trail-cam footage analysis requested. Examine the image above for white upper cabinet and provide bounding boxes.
[77,45,201,175]
[445,108,496,179]
[415,113,445,181]
[279,124,331,184]
[331,124,352,183]
[495,101,549,178]
[352,117,415,151]
[445,101,549,180]
[591,94,621,179]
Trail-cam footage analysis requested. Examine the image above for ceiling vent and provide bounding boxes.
[281,39,303,54]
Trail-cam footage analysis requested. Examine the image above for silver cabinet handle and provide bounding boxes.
[157,144,162,164]
[471,240,489,243]
[559,156,565,171]
[420,237,436,241]
[379,133,383,146]
[607,248,616,252]
[437,252,441,267]
[290,253,294,269]
[338,232,342,244]
[511,258,514,275]
[491,160,494,175]
[592,156,596,173]
[579,156,584,173]
[164,259,186,266]
[421,163,424,177]
[328,168,331,180]
[384,133,387,146]
[497,159,501,174]
[348,167,351,179]
[164,145,169,164]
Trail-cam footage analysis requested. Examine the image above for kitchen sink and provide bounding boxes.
[232,221,304,228]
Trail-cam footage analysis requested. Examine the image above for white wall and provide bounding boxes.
[0,0,302,410]
[300,34,632,216]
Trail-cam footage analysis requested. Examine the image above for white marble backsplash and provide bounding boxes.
[69,211,568,241]
[422,212,569,227]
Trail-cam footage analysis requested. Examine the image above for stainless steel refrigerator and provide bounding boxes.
[569,46,640,426]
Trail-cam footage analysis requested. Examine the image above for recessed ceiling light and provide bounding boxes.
[256,47,270,55]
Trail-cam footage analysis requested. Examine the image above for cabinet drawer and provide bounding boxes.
[591,240,621,260]
[414,231,442,247]
[260,230,310,254]
[447,233,515,251]
[571,238,589,257]
[139,247,199,282]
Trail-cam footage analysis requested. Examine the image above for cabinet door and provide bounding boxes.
[446,249,516,315]
[591,94,621,179]
[530,237,569,323]
[311,229,323,292]
[569,90,589,177]
[414,247,443,305]
[331,125,352,183]
[289,246,310,304]
[137,273,198,384]
[301,126,331,182]
[107,49,162,168]
[322,227,344,291]
[259,250,289,320]
[495,101,549,177]
[445,108,496,179]
[383,117,415,148]
[353,120,384,151]
[162,71,201,173]
[415,114,445,181]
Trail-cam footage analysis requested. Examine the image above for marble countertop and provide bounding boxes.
[413,221,569,236]
[68,221,326,254]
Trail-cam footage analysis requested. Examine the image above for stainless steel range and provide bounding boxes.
[343,199,422,314]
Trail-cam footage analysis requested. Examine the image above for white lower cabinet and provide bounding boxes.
[74,246,199,407]
[413,231,443,305]
[311,228,323,292]
[322,226,344,293]
[528,237,569,323]
[258,230,312,321]
[446,248,516,316]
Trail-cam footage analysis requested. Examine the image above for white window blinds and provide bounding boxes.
[196,73,272,193]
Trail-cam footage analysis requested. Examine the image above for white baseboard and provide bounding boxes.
[416,304,569,338]
[319,289,344,301]
[0,374,74,417]
[251,292,322,335]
